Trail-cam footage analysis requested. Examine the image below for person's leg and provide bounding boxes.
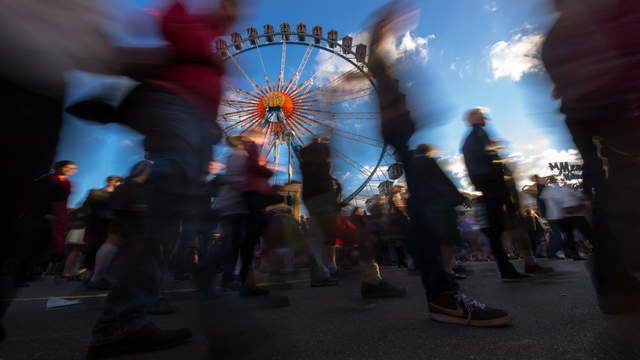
[546,221,564,258]
[480,192,515,275]
[305,212,338,285]
[558,218,580,259]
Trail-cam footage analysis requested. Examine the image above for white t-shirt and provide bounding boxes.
[539,184,583,220]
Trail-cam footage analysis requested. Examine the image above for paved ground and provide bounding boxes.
[1,260,640,360]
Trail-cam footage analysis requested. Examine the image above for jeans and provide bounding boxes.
[94,85,220,334]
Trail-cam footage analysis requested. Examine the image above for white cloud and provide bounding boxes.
[449,63,456,71]
[120,139,134,147]
[310,31,436,98]
[489,33,544,81]
[484,2,498,12]
[436,142,582,194]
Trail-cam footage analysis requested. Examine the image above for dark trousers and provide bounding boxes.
[240,192,267,283]
[84,218,110,271]
[477,182,515,275]
[2,79,63,338]
[564,108,640,299]
[548,220,579,258]
[95,86,219,333]
[220,214,247,284]
[411,208,460,300]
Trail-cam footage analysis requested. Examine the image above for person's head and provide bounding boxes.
[391,184,405,194]
[415,144,433,156]
[312,135,330,144]
[53,161,78,177]
[548,175,558,184]
[352,207,365,216]
[465,107,490,127]
[106,176,123,189]
[127,160,154,184]
[226,135,246,149]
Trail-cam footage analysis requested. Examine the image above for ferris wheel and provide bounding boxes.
[215,23,396,203]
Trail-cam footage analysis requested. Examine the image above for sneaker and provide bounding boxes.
[87,322,192,359]
[310,277,339,287]
[148,298,177,315]
[501,271,532,282]
[428,291,511,327]
[524,263,555,274]
[361,280,407,299]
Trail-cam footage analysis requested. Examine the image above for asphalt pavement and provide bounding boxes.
[1,260,639,360]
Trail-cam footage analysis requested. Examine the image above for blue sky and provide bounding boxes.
[59,0,579,206]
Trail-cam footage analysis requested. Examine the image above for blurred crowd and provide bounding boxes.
[2,0,639,358]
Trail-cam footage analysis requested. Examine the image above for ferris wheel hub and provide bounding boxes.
[258,90,294,121]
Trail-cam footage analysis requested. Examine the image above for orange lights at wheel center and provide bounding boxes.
[257,90,295,119]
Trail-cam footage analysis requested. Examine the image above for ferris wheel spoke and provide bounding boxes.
[218,109,258,119]
[334,149,371,177]
[254,45,273,91]
[223,81,263,101]
[283,43,315,93]
[289,113,383,148]
[224,113,262,132]
[226,55,265,95]
[278,42,287,90]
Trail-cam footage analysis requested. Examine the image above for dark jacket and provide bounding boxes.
[300,141,336,200]
[410,155,465,210]
[462,124,504,187]
[80,188,113,222]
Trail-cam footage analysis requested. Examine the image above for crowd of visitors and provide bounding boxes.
[3,0,639,358]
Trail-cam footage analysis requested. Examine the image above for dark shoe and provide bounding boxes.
[524,263,555,274]
[240,286,270,297]
[148,298,177,315]
[453,272,468,280]
[310,277,339,287]
[361,280,407,299]
[501,271,532,282]
[87,322,192,359]
[87,278,111,291]
[428,291,511,327]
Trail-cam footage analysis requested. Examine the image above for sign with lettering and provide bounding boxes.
[548,161,583,189]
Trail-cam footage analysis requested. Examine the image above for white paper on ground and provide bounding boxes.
[46,296,81,310]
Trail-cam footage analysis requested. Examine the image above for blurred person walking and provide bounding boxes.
[367,4,510,327]
[462,108,552,279]
[542,0,640,314]
[80,176,122,278]
[539,176,590,260]
[88,0,242,357]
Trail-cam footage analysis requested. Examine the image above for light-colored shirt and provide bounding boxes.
[539,184,584,220]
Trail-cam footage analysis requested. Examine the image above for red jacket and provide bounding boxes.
[149,1,230,124]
